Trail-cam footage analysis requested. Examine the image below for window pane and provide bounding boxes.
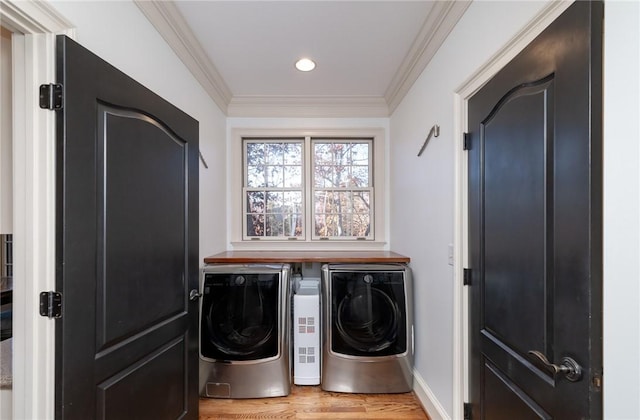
[352,213,370,236]
[314,143,333,164]
[284,214,303,237]
[315,213,341,236]
[246,165,265,187]
[266,191,283,212]
[313,190,371,238]
[326,213,370,237]
[313,141,371,189]
[315,191,348,214]
[245,190,304,238]
[266,143,284,165]
[353,191,370,213]
[246,214,264,237]
[314,191,333,213]
[265,214,283,236]
[284,191,303,213]
[246,143,265,165]
[284,166,302,188]
[265,165,284,187]
[284,143,302,165]
[246,191,265,213]
[350,143,369,164]
[350,166,369,187]
[335,191,349,214]
[314,166,334,188]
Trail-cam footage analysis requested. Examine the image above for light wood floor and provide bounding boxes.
[199,385,429,419]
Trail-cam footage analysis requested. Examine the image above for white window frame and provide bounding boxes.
[310,138,374,241]
[229,128,387,250]
[242,138,306,241]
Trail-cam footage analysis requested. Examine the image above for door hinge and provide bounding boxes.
[463,132,471,150]
[463,268,472,286]
[39,291,62,318]
[39,83,63,110]
[464,402,472,420]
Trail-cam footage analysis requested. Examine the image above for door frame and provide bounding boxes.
[0,1,73,418]
[452,2,573,419]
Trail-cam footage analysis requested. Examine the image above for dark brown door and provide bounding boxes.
[55,36,199,419]
[468,2,603,419]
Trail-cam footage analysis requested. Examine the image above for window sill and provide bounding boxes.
[205,249,408,264]
[229,240,388,252]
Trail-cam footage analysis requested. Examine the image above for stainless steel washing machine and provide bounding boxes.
[321,263,413,393]
[199,264,291,398]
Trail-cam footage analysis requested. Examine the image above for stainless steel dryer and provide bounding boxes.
[199,264,291,398]
[321,263,413,393]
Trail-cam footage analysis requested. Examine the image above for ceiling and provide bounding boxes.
[134,1,471,118]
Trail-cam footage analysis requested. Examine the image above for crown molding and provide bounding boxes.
[133,0,232,114]
[0,0,74,34]
[227,95,389,118]
[385,0,471,114]
[134,0,469,118]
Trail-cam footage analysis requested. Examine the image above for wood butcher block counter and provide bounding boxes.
[204,250,410,264]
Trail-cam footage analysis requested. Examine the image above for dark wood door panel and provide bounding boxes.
[468,2,603,418]
[94,316,188,382]
[481,76,554,359]
[56,35,199,419]
[484,362,552,420]
[484,360,551,420]
[97,107,188,351]
[97,336,188,420]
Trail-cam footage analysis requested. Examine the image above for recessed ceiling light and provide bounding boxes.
[295,58,316,72]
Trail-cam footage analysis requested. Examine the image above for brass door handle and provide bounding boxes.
[528,350,583,382]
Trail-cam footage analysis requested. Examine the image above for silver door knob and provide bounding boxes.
[189,289,202,301]
[528,350,583,382]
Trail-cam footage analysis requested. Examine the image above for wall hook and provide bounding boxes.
[199,150,209,168]
[417,124,440,157]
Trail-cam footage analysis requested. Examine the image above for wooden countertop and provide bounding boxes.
[204,250,410,264]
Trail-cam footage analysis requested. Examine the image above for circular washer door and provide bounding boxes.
[336,283,400,353]
[201,273,279,361]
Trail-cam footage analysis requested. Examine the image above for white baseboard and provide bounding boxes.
[413,369,451,420]
[1,388,12,419]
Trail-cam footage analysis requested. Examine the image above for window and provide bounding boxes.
[244,139,304,239]
[233,128,386,247]
[312,140,372,239]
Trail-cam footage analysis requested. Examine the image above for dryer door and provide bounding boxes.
[330,271,407,357]
[201,272,280,361]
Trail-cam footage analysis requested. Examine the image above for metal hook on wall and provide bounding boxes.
[199,150,209,168]
[417,124,440,157]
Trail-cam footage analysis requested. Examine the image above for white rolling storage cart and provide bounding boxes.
[293,277,320,385]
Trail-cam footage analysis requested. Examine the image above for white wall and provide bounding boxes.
[602,1,640,419]
[390,0,640,418]
[0,27,12,234]
[49,0,228,261]
[0,26,12,420]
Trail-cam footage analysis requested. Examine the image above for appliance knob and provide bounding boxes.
[363,274,373,284]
